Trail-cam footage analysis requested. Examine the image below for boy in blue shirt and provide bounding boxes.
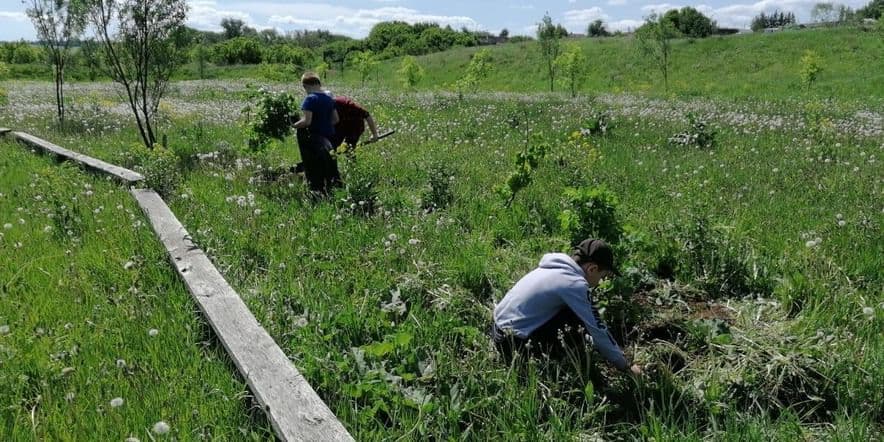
[292,72,340,194]
[493,239,642,375]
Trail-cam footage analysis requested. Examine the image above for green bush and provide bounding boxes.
[559,185,623,246]
[243,87,300,150]
[668,113,716,148]
[420,163,454,212]
[127,144,183,197]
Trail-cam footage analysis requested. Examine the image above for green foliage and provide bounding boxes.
[554,43,588,98]
[674,215,772,298]
[751,10,797,31]
[397,55,425,89]
[339,156,380,217]
[131,143,183,197]
[636,14,681,92]
[213,37,263,64]
[537,13,564,92]
[588,19,610,37]
[0,87,7,106]
[314,61,330,79]
[582,110,612,136]
[800,50,824,90]
[0,41,44,64]
[263,44,314,67]
[420,163,455,212]
[0,61,8,79]
[350,50,380,86]
[496,140,548,206]
[669,113,716,148]
[455,49,493,95]
[243,88,300,150]
[559,186,623,245]
[663,7,717,38]
[857,0,883,19]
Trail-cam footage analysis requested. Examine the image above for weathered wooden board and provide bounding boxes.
[12,131,144,184]
[131,188,353,442]
[0,128,11,135]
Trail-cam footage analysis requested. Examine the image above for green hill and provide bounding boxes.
[336,26,884,102]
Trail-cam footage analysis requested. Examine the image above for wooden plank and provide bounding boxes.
[131,188,353,442]
[0,128,11,135]
[12,131,144,184]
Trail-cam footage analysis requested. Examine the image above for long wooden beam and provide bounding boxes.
[11,131,144,184]
[131,189,353,442]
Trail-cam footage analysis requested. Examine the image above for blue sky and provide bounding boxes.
[0,0,871,41]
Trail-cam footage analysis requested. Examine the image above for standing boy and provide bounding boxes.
[292,72,340,193]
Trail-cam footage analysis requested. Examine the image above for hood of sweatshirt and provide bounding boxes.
[538,253,585,279]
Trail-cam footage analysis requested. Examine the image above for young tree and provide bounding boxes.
[192,38,210,79]
[397,55,425,89]
[537,13,563,92]
[90,0,188,148]
[455,48,493,97]
[349,50,379,86]
[800,50,823,90]
[25,0,88,127]
[635,14,680,93]
[555,43,588,98]
[588,19,610,37]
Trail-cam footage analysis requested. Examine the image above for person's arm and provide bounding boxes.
[365,114,379,140]
[293,110,312,129]
[560,286,631,371]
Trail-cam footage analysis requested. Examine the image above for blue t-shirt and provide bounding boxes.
[301,92,336,137]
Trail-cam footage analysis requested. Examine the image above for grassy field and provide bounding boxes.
[0,142,274,439]
[1,71,881,439]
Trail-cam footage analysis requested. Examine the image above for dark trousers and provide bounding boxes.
[493,308,588,362]
[297,130,341,194]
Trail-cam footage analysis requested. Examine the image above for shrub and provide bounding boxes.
[420,163,454,212]
[242,87,300,150]
[559,186,623,246]
[668,113,716,148]
[582,110,612,136]
[674,215,772,298]
[799,50,823,90]
[495,140,548,207]
[398,55,425,89]
[131,144,183,197]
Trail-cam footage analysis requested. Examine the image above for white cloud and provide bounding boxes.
[640,3,682,14]
[266,5,480,36]
[187,0,261,31]
[607,0,628,5]
[608,19,644,32]
[0,11,28,22]
[563,7,610,32]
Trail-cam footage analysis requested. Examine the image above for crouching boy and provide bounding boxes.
[492,239,642,375]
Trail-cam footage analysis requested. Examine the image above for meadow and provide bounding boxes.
[1,27,883,440]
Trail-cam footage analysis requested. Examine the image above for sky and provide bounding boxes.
[0,0,871,41]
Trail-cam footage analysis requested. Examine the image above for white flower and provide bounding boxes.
[863,307,874,318]
[148,328,159,337]
[116,359,127,368]
[152,421,170,435]
[125,438,140,442]
[110,397,124,408]
[253,209,262,216]
[805,240,818,248]
[0,325,9,334]
[3,223,11,229]
[408,238,421,246]
[65,392,76,402]
[123,261,135,270]
[387,233,398,242]
[837,220,846,227]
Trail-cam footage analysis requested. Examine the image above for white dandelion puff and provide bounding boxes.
[110,397,124,408]
[152,421,170,435]
[148,328,159,337]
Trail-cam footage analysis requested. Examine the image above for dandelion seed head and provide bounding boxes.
[152,421,170,435]
[110,397,124,408]
[148,328,159,337]
[863,307,874,318]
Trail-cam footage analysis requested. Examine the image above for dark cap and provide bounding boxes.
[573,239,620,276]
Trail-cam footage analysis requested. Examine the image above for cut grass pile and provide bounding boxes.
[0,141,273,439]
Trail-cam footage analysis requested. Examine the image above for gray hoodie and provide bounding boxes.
[493,253,628,370]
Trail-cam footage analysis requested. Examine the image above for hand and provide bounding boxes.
[629,364,643,376]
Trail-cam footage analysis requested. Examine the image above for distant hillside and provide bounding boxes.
[334,27,884,101]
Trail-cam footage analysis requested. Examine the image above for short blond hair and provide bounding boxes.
[301,72,321,86]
